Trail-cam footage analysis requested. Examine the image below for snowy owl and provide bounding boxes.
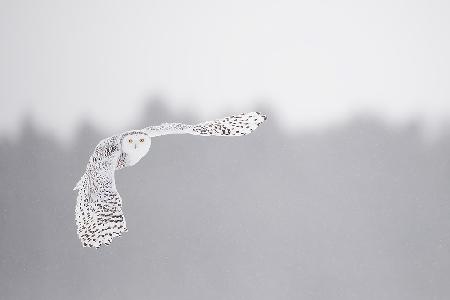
[74,112,267,248]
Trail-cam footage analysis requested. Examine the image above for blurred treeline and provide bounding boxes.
[0,101,449,300]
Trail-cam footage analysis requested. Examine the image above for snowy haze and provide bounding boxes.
[1,3,450,299]
[1,0,450,140]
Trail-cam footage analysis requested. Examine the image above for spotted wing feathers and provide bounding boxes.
[144,112,267,137]
[190,112,267,136]
[74,135,127,248]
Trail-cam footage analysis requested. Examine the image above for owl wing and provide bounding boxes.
[74,135,128,248]
[142,112,267,137]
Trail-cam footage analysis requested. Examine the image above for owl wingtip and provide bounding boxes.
[255,111,268,121]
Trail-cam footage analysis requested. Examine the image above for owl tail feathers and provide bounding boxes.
[73,180,81,191]
[73,174,87,191]
[189,112,267,136]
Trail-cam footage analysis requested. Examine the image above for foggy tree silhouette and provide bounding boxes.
[0,101,449,300]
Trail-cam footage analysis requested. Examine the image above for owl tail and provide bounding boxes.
[73,174,87,190]
[189,112,267,136]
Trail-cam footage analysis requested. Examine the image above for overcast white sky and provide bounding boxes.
[1,0,450,140]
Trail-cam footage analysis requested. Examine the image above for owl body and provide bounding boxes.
[74,112,267,248]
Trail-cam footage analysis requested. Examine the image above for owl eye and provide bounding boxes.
[128,139,133,143]
[139,138,145,143]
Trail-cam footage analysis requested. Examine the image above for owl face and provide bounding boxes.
[121,132,151,166]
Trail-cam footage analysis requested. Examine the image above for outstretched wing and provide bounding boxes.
[74,135,128,248]
[143,112,267,137]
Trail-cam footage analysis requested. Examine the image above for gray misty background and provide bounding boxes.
[2,0,450,299]
[1,100,450,300]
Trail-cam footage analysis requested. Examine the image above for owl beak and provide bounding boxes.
[134,144,137,149]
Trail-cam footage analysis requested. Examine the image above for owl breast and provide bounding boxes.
[117,150,147,169]
[126,151,145,166]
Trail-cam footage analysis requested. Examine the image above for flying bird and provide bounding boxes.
[74,112,267,248]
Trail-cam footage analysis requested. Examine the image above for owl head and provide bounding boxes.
[121,131,151,166]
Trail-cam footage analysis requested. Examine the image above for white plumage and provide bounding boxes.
[74,112,267,248]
